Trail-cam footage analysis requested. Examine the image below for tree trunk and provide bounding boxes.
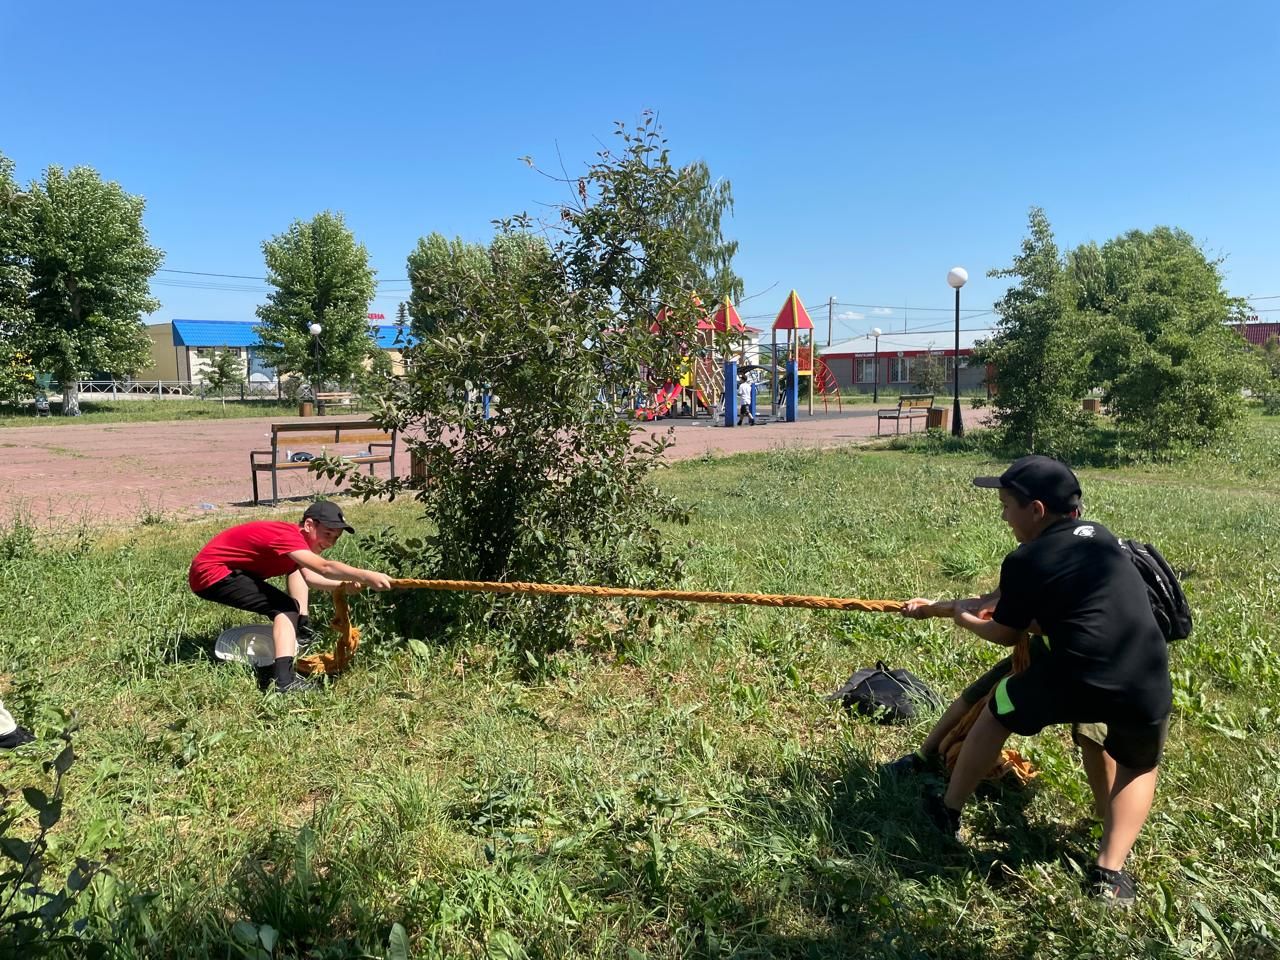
[61,375,81,417]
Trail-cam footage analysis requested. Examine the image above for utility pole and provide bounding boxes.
[827,296,835,346]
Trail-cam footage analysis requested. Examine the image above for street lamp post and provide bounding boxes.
[946,267,967,436]
[308,322,322,406]
[870,327,882,403]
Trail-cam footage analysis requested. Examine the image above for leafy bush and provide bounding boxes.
[327,117,740,668]
[1254,335,1280,415]
[1074,227,1258,453]
[0,725,107,957]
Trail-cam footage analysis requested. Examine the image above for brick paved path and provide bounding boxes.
[0,407,957,526]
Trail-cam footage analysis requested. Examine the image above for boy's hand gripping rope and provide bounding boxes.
[296,579,904,676]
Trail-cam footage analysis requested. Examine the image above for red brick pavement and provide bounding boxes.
[0,407,964,526]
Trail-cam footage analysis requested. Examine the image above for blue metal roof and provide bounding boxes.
[171,319,415,350]
[172,319,260,348]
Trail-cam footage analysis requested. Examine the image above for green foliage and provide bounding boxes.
[977,212,1255,461]
[972,207,1092,456]
[0,153,34,405]
[334,117,745,665]
[22,165,162,416]
[666,159,744,305]
[405,232,493,339]
[1072,227,1256,454]
[198,347,246,411]
[912,351,949,396]
[0,725,114,957]
[1254,336,1280,415]
[253,211,378,389]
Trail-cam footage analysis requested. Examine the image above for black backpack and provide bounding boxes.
[1119,539,1192,642]
[827,662,942,724]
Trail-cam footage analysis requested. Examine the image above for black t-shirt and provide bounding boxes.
[993,518,1172,723]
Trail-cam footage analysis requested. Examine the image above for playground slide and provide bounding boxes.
[636,382,683,420]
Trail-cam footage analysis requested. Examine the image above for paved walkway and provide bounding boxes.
[0,406,952,526]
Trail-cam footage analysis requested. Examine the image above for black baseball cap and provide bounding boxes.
[302,501,355,534]
[973,456,1081,513]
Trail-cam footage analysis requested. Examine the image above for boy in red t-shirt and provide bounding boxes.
[190,501,392,693]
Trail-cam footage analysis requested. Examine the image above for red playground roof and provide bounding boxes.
[700,297,745,332]
[773,290,814,331]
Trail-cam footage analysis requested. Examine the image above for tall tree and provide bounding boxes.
[200,347,245,412]
[972,207,1092,455]
[24,165,162,415]
[1070,227,1254,454]
[253,211,377,389]
[0,154,33,404]
[670,160,743,305]
[405,232,492,339]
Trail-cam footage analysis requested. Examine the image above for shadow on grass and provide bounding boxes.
[170,630,221,665]
[660,753,1095,959]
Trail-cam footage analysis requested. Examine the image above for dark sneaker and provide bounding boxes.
[273,675,324,695]
[1088,865,1136,905]
[881,752,929,778]
[0,726,35,749]
[923,792,962,838]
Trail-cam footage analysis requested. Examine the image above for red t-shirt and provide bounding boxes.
[189,521,310,592]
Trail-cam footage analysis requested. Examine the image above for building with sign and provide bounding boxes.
[817,328,990,394]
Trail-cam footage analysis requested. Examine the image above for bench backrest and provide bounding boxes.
[898,394,934,410]
[269,419,393,447]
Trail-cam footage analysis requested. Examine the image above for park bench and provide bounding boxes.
[876,394,934,435]
[250,417,397,506]
[315,391,360,415]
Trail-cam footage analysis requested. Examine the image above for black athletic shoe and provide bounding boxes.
[274,674,323,695]
[881,752,928,778]
[1088,865,1137,905]
[923,792,962,838]
[0,726,35,749]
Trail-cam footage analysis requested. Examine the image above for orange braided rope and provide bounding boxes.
[297,580,903,676]
[937,635,1037,784]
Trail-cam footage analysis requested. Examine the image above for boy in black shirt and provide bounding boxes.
[902,456,1171,903]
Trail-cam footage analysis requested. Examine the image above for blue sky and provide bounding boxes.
[2,0,1277,342]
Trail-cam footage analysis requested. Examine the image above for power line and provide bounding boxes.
[157,268,265,281]
[157,267,413,284]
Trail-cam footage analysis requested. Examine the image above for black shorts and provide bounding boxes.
[987,658,1169,769]
[196,572,298,620]
[961,642,1108,750]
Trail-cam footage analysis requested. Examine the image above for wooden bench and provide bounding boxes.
[315,391,360,415]
[250,418,397,506]
[877,394,934,435]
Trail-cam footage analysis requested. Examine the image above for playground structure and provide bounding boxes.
[631,291,849,425]
[770,290,842,419]
[634,298,754,422]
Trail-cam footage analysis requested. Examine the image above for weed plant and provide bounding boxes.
[1,426,1278,957]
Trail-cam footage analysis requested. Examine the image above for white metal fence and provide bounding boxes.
[71,380,283,400]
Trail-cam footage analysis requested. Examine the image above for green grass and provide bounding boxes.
[3,425,1280,957]
[0,397,297,427]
